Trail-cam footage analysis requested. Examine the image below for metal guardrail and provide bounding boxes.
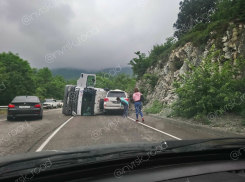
[0,106,8,110]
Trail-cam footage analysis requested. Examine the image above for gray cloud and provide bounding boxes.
[0,0,181,70]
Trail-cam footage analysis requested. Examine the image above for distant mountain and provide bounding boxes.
[52,67,133,80]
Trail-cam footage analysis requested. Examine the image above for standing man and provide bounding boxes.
[116,97,129,118]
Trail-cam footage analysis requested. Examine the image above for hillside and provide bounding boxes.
[129,0,245,133]
[51,67,133,80]
[131,0,245,108]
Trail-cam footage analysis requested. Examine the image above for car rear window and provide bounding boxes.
[107,91,126,97]
[12,96,39,102]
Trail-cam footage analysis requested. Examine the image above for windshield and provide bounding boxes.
[107,91,126,97]
[86,75,96,87]
[12,96,40,102]
[0,0,245,175]
[44,99,55,102]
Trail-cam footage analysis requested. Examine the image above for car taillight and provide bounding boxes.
[8,104,15,108]
[104,98,109,102]
[34,104,41,108]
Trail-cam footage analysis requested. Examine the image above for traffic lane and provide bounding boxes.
[35,114,174,151]
[0,108,66,157]
[128,112,219,140]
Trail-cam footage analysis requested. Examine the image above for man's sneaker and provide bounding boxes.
[136,120,139,122]
[142,118,144,123]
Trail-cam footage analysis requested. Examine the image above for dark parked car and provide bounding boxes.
[7,96,43,120]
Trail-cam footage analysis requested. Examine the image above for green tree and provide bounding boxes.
[32,67,53,99]
[173,0,216,38]
[47,75,66,100]
[0,52,35,105]
[33,68,67,100]
[128,52,150,79]
[66,79,77,85]
[212,0,245,21]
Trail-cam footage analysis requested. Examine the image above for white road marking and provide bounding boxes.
[36,117,74,152]
[0,119,6,122]
[127,116,182,140]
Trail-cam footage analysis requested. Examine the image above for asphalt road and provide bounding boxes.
[0,109,225,157]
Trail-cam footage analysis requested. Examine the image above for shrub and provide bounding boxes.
[144,100,163,114]
[143,73,159,89]
[139,86,148,96]
[172,45,245,119]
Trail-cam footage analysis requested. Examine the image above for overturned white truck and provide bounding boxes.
[62,73,108,116]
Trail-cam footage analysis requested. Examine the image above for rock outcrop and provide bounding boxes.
[138,23,245,110]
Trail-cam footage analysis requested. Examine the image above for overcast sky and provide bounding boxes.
[0,0,181,70]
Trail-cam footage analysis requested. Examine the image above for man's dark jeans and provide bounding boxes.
[123,104,129,117]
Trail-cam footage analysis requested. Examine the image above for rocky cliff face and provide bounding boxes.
[137,23,245,110]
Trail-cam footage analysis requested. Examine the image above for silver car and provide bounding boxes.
[56,100,63,108]
[103,89,129,113]
[43,99,59,109]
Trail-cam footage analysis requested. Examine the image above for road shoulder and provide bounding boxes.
[149,114,244,138]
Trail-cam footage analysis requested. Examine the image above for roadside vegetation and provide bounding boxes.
[144,100,163,114]
[95,73,136,98]
[128,0,245,79]
[143,73,159,90]
[0,52,69,104]
[172,46,245,121]
[128,37,176,79]
[0,110,7,115]
[128,0,245,124]
[173,0,245,50]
